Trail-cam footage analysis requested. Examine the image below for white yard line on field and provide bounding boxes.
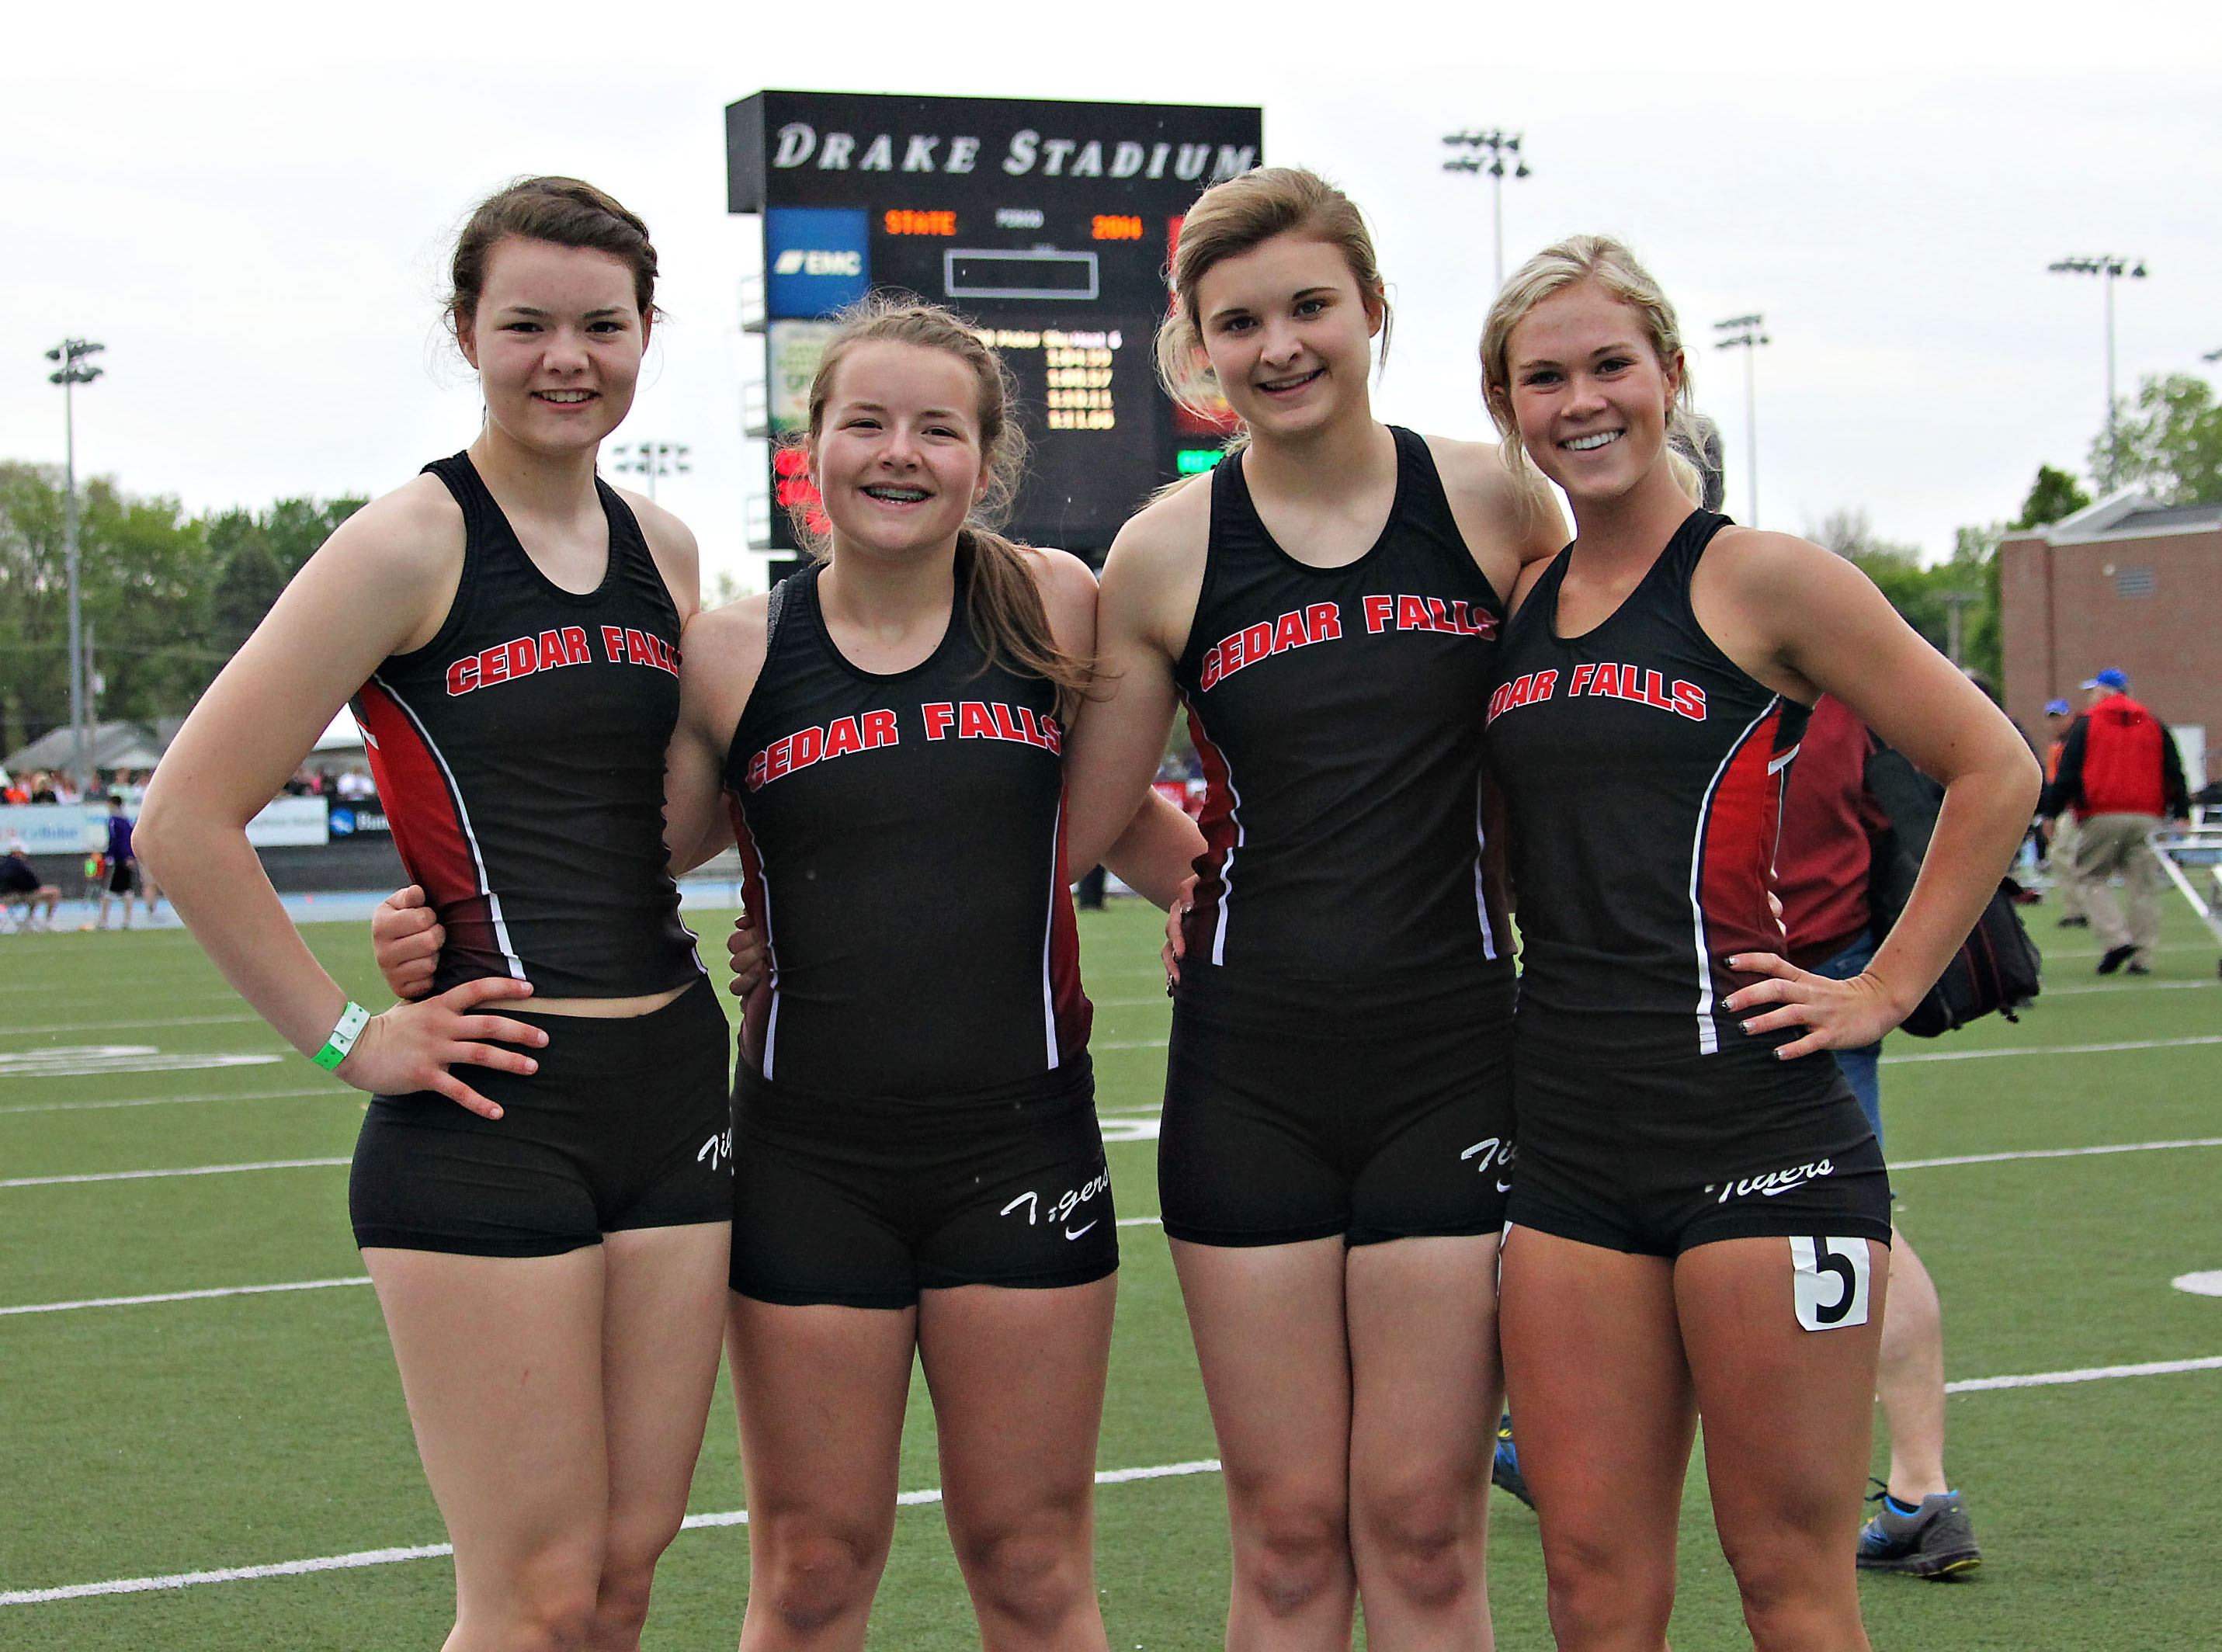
[0,1157,348,1189]
[0,1086,335,1117]
[0,1277,372,1318]
[1883,1034,2222,1064]
[1,1014,262,1036]
[1891,1137,2222,1171]
[11,1342,2220,1607]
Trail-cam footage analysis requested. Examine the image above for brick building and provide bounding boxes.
[1999,491,2220,786]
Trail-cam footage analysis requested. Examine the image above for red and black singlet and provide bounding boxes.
[351,453,701,998]
[1485,508,1807,1060]
[1170,426,1512,987]
[723,548,1090,1098]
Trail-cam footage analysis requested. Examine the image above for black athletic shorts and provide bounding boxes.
[0,859,37,894]
[1507,1034,1893,1258]
[350,977,731,1257]
[106,858,134,896]
[730,1055,1117,1309]
[1159,963,1517,1248]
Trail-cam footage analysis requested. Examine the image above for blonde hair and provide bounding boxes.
[1154,167,1391,436]
[793,297,1090,713]
[1479,234,1706,507]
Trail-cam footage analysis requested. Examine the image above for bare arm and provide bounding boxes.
[1059,484,1209,875]
[1102,790,1206,909]
[1429,434,1569,600]
[663,595,769,874]
[136,480,549,1112]
[1698,533,2042,1054]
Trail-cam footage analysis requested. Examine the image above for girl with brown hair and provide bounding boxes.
[141,177,734,1650]
[1071,166,1564,1650]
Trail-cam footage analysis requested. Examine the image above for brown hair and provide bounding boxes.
[1479,233,1704,505]
[446,176,660,342]
[795,297,1091,715]
[1154,167,1391,432]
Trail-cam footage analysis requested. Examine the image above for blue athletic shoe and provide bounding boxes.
[1856,1484,1981,1578]
[1491,1413,1534,1509]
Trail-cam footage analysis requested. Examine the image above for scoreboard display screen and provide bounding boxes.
[727,90,1263,562]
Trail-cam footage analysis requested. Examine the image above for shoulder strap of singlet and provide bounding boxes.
[1386,425,1473,558]
[420,452,501,544]
[1661,507,1733,582]
[592,476,660,578]
[1208,442,1266,552]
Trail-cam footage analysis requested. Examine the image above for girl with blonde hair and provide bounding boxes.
[1478,234,2037,1650]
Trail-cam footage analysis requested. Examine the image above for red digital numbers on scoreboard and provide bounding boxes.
[884,209,957,235]
[772,446,828,533]
[1091,215,1144,240]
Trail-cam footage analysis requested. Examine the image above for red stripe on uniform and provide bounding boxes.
[1697,704,1791,963]
[1181,697,1239,960]
[727,795,775,1080]
[351,680,502,970]
[1047,791,1092,1062]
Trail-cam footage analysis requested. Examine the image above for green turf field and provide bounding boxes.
[2,898,2219,1648]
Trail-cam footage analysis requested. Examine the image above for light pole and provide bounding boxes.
[1712,315,1768,527]
[1441,130,1529,292]
[2048,255,2147,492]
[45,338,105,796]
[608,440,690,504]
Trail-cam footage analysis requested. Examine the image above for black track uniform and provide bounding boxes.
[1161,428,1517,1248]
[1,855,39,894]
[724,553,1113,1308]
[1485,509,1889,1259]
[348,453,727,1258]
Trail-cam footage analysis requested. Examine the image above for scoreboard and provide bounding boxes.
[727,90,1263,566]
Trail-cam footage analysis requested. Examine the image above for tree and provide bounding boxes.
[2013,464,2090,529]
[1817,507,2002,681]
[2093,373,2222,505]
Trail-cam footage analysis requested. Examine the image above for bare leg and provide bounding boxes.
[591,1223,732,1648]
[1498,1227,1690,1652]
[1171,1236,1357,1651]
[1874,1230,1946,1502]
[365,1245,611,1652]
[1676,1237,1887,1652]
[919,1277,1117,1652]
[729,1295,917,1651]
[1345,1234,1501,1652]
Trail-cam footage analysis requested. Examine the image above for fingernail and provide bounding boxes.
[1741,1021,1756,1033]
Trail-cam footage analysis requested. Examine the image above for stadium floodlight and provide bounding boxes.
[1440,130,1531,291]
[44,339,106,796]
[2048,255,2148,491]
[1712,316,1769,527]
[607,440,692,504]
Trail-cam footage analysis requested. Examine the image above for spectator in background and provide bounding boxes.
[1776,696,1981,1579]
[96,794,137,930]
[2039,668,2189,975]
[1,831,62,930]
[2040,698,2089,928]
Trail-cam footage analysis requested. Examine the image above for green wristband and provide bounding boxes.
[313,1001,372,1071]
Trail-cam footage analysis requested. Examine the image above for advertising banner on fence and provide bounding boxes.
[0,796,329,855]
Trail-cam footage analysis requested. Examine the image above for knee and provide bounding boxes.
[1538,1529,1675,1643]
[1353,1478,1477,1611]
[752,1516,888,1636]
[472,1550,603,1652]
[594,1512,685,1641]
[1232,1491,1350,1619]
[950,1504,1092,1633]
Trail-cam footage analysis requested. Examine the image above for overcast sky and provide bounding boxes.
[5,0,2217,593]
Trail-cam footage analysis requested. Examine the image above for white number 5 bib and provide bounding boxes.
[1790,1235,1873,1331]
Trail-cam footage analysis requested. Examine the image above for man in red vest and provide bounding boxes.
[2039,668,2190,974]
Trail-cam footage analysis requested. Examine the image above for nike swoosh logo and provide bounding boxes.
[1064,1221,1099,1241]
[1495,1179,1512,1192]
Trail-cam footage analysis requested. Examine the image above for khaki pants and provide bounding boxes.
[2046,813,2088,919]
[2072,813,2164,966]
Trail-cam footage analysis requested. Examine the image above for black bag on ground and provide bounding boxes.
[1863,744,2042,1037]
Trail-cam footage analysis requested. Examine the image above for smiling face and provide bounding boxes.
[810,340,992,561]
[1504,279,1684,506]
[457,235,646,456]
[1190,233,1382,440]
